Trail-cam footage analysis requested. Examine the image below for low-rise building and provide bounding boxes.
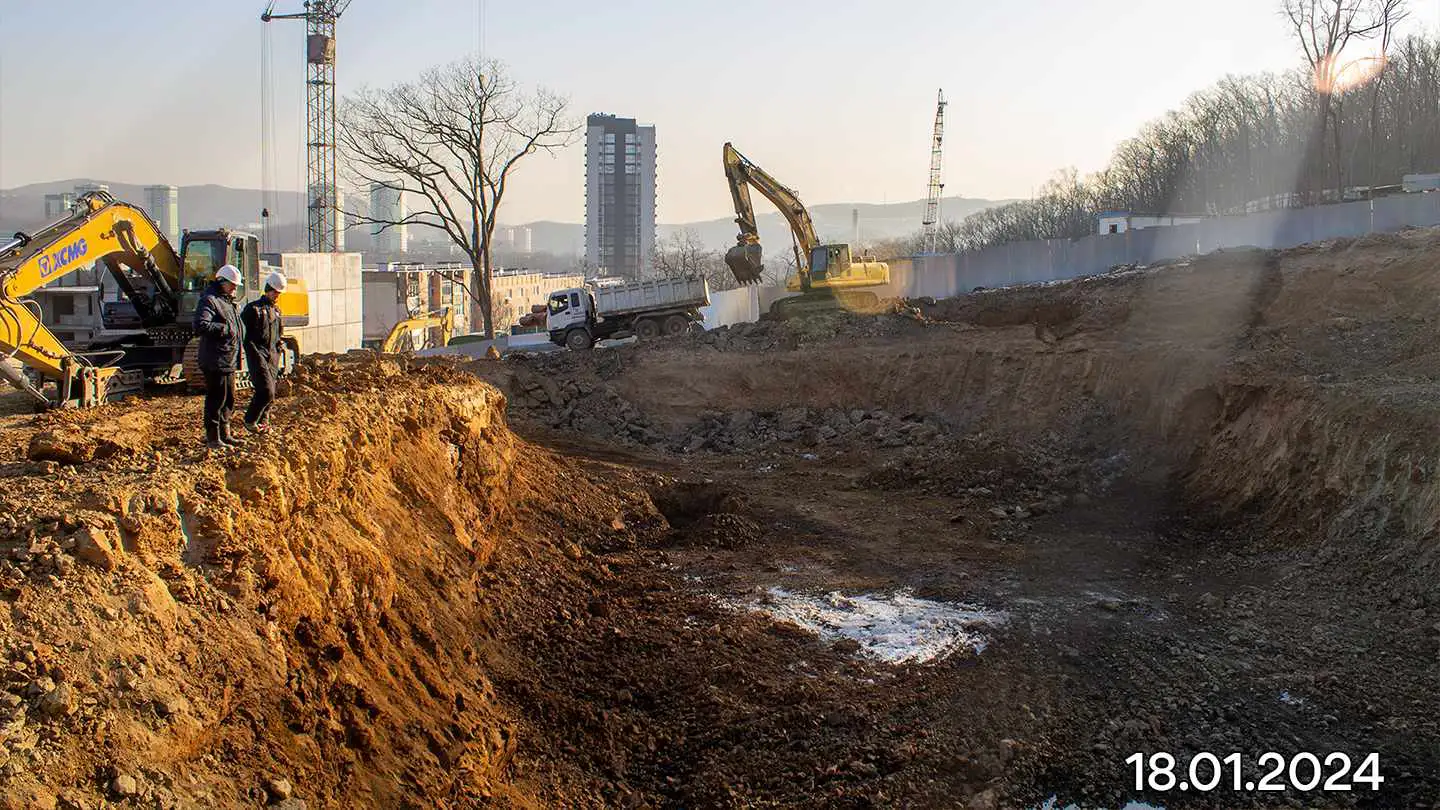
[362,262,472,348]
[1096,210,1208,235]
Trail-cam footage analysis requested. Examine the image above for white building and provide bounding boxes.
[502,226,533,254]
[1096,210,1208,235]
[144,184,180,244]
[43,193,75,220]
[369,183,408,257]
[584,113,656,278]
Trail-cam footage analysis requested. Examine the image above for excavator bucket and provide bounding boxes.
[724,243,765,285]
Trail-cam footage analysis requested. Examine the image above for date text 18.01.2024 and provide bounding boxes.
[1127,752,1382,793]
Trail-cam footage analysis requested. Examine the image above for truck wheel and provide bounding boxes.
[635,318,660,339]
[663,315,690,336]
[565,329,593,351]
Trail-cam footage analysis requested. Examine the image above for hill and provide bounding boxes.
[0,181,1004,258]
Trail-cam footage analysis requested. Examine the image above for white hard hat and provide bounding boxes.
[215,265,242,285]
[264,271,288,292]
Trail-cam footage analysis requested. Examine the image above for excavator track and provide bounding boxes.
[766,290,883,321]
[181,339,253,393]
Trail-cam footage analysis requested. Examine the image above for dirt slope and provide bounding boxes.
[0,359,671,808]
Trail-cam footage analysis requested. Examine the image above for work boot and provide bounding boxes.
[205,439,233,451]
[223,429,249,446]
[244,421,270,435]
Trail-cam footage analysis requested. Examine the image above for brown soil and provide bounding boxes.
[2,229,1440,809]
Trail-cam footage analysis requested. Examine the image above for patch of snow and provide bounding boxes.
[1034,798,1162,810]
[732,587,1005,664]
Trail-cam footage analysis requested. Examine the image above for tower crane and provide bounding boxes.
[921,89,947,253]
[261,0,356,253]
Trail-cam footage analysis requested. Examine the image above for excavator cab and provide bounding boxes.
[176,230,260,317]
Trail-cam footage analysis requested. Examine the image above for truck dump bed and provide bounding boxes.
[594,277,710,317]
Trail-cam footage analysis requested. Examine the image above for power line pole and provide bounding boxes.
[262,0,356,253]
[921,89,947,254]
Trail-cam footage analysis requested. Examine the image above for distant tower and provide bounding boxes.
[584,113,657,278]
[74,182,109,198]
[921,89,947,253]
[369,183,408,257]
[144,185,180,244]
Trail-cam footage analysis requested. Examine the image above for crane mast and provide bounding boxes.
[262,0,355,253]
[921,89,947,253]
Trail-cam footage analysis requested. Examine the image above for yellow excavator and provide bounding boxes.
[0,191,308,408]
[379,306,454,353]
[722,142,889,318]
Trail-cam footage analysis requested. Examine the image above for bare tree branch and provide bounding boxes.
[338,57,579,338]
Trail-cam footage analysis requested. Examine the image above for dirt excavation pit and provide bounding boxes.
[3,231,1440,808]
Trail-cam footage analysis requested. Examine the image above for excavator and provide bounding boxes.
[379,306,454,353]
[0,191,308,408]
[722,142,890,318]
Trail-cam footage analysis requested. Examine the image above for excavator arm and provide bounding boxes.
[0,192,186,406]
[723,142,821,286]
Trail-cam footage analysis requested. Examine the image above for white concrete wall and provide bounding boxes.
[700,286,762,329]
[273,252,363,355]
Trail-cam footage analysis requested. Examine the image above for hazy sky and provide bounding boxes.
[1,1,1436,225]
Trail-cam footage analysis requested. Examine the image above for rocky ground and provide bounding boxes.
[2,228,1440,808]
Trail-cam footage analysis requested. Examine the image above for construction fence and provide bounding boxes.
[698,190,1440,330]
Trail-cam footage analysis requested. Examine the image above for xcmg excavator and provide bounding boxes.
[722,142,889,318]
[0,191,308,408]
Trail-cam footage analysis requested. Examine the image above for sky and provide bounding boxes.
[1,0,1437,226]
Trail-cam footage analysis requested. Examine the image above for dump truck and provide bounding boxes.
[546,277,709,350]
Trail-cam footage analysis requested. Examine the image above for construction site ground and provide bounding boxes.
[2,229,1440,809]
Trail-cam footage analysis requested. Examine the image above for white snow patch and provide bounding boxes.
[1033,798,1162,810]
[733,587,1005,664]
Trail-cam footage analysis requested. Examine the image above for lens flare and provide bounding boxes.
[1315,50,1387,95]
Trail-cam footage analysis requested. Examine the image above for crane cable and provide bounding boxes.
[261,19,277,250]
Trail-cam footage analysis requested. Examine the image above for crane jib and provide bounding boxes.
[37,238,89,283]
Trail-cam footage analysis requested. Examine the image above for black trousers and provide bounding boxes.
[245,361,276,427]
[202,369,236,442]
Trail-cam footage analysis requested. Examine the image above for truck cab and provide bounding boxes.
[547,287,599,349]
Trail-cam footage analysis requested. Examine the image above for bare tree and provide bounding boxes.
[1366,0,1411,193]
[339,58,578,338]
[1280,0,1398,198]
[651,229,742,291]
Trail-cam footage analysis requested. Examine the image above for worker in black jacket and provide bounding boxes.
[241,271,288,434]
[193,265,245,449]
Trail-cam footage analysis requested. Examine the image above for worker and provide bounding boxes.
[241,271,288,434]
[193,264,245,449]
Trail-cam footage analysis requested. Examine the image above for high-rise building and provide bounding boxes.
[369,183,408,256]
[43,193,75,220]
[313,184,345,251]
[584,113,656,278]
[144,185,180,244]
[74,182,109,198]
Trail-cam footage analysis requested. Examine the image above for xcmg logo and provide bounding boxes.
[37,238,88,281]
